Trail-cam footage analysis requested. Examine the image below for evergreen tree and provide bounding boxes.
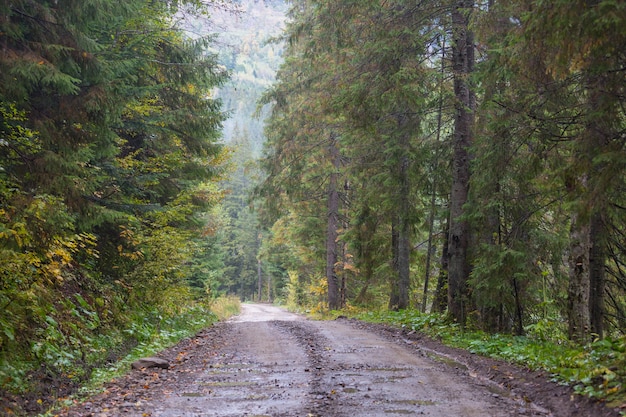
[0,0,228,389]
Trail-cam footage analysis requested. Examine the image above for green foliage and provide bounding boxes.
[0,0,231,409]
[62,303,224,409]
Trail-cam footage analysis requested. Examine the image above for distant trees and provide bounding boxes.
[258,0,626,340]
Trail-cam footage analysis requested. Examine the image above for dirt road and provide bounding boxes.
[58,304,618,417]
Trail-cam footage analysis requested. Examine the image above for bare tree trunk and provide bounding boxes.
[354,205,377,305]
[327,135,341,310]
[568,70,610,341]
[432,218,449,313]
[422,36,445,313]
[568,210,591,342]
[589,202,606,339]
[257,259,262,301]
[389,220,400,310]
[421,188,436,313]
[586,73,609,340]
[447,0,475,326]
[397,154,411,310]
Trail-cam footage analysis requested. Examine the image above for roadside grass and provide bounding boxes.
[211,295,241,321]
[33,296,241,416]
[83,305,219,392]
[74,297,240,397]
[355,309,626,411]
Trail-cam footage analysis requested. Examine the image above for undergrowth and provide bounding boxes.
[0,296,240,416]
[210,295,241,321]
[356,309,626,411]
[49,296,240,413]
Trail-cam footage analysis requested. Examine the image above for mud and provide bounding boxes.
[53,304,621,417]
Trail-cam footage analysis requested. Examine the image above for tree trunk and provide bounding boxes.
[587,222,608,340]
[432,218,449,313]
[355,205,376,305]
[568,210,591,342]
[421,189,436,313]
[586,72,609,340]
[424,33,446,314]
[589,195,606,339]
[447,0,475,326]
[568,69,610,341]
[512,278,524,336]
[397,154,411,310]
[389,220,400,310]
[326,135,341,310]
[257,259,262,301]
[422,36,445,313]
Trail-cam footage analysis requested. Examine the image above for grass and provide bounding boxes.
[42,296,241,415]
[210,295,242,321]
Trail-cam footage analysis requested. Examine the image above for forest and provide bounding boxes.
[0,0,625,414]
[255,0,626,404]
[0,0,233,409]
[259,0,625,339]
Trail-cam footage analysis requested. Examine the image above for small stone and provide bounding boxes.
[131,357,170,370]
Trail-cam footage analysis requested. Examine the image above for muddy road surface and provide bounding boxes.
[57,304,618,417]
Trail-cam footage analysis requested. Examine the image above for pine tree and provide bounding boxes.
[0,0,229,387]
[447,0,475,326]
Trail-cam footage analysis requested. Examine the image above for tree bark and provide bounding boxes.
[389,111,412,311]
[422,36,445,313]
[432,218,449,313]
[567,70,610,341]
[257,258,262,301]
[586,72,609,340]
[568,210,591,342]
[389,220,401,310]
[447,0,475,326]
[589,192,606,339]
[326,134,341,310]
[397,154,411,310]
[354,205,377,305]
[421,187,436,313]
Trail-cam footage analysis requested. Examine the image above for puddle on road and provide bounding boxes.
[201,381,257,387]
[425,352,468,370]
[181,392,206,397]
[245,394,269,401]
[393,399,436,406]
[209,363,252,369]
[366,366,410,372]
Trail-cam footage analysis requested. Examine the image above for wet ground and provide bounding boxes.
[54,304,620,417]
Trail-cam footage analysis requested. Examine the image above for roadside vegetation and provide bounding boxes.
[1,296,240,415]
[355,309,626,410]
